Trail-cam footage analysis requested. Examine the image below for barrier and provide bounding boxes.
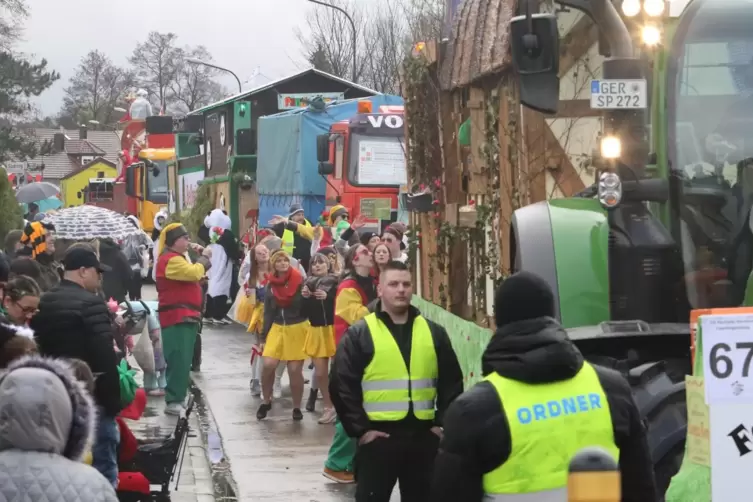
[411,295,491,388]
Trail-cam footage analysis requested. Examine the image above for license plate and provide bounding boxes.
[590,79,647,109]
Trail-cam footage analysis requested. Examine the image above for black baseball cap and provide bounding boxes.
[62,247,112,272]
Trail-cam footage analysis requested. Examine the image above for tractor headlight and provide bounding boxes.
[643,0,665,17]
[641,25,661,46]
[622,0,641,17]
[598,172,623,209]
[600,136,622,160]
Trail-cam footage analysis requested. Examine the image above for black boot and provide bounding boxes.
[305,388,317,412]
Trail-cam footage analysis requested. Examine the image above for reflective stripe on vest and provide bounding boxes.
[482,488,565,502]
[482,362,619,496]
[361,313,438,421]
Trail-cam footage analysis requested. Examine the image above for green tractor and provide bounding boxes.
[508,0,753,494]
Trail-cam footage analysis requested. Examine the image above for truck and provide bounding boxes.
[505,0,748,495]
[316,101,407,235]
[117,116,174,232]
[255,95,403,229]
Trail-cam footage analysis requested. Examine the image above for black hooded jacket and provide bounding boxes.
[431,317,658,502]
[329,302,464,439]
[99,239,132,304]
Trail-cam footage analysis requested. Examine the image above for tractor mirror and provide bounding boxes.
[316,134,330,162]
[318,161,334,176]
[510,13,560,115]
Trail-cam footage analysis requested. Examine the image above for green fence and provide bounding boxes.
[411,295,492,388]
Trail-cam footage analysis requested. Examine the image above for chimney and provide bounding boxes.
[53,133,65,152]
[79,126,87,140]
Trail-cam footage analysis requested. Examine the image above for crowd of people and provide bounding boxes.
[230,202,660,502]
[0,199,663,502]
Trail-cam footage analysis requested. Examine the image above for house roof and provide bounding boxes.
[20,129,122,180]
[190,68,381,115]
[60,157,117,180]
[440,0,514,90]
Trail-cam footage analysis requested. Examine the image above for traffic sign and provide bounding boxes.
[701,313,753,405]
[590,79,647,109]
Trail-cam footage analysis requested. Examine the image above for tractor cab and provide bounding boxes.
[668,0,753,309]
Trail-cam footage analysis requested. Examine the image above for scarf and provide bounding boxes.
[267,267,303,308]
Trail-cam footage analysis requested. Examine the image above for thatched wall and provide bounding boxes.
[440,0,515,90]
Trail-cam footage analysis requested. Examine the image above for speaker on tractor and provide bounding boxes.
[146,116,173,135]
[236,128,255,155]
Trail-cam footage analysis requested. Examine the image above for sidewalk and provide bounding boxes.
[126,352,218,502]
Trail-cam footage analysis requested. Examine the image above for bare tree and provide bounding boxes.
[297,0,444,91]
[295,0,368,81]
[61,50,135,126]
[129,31,182,111]
[169,46,227,113]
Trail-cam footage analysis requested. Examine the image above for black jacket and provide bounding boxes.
[329,302,464,439]
[302,275,337,327]
[430,317,658,502]
[31,279,122,418]
[100,239,132,304]
[272,220,312,271]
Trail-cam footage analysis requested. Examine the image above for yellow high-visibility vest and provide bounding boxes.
[361,313,438,421]
[481,362,619,500]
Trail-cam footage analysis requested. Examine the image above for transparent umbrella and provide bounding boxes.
[42,205,141,241]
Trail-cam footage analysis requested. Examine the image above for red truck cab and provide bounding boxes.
[317,101,406,236]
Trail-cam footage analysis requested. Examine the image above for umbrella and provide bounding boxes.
[42,205,141,241]
[21,196,62,214]
[15,182,60,204]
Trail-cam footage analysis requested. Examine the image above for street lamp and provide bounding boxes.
[307,0,357,83]
[185,57,243,93]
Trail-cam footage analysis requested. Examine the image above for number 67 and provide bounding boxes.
[710,342,753,379]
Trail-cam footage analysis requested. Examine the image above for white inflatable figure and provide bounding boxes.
[130,89,153,120]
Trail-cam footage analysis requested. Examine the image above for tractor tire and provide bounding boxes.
[628,361,687,498]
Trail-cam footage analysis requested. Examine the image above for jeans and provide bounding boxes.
[92,410,120,488]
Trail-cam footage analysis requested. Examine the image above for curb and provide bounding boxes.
[190,383,239,501]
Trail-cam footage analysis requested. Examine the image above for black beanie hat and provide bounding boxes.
[494,271,555,327]
[359,231,377,246]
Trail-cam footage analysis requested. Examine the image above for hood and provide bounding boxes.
[482,317,583,384]
[206,208,231,232]
[126,215,141,230]
[153,209,168,232]
[99,239,119,255]
[0,356,95,460]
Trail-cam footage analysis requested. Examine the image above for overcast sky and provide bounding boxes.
[18,0,322,116]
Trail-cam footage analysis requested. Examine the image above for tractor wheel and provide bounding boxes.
[628,361,687,497]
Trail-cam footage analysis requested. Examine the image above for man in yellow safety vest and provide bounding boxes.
[269,203,314,270]
[430,271,658,502]
[330,260,463,502]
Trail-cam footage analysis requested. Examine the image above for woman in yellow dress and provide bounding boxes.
[257,249,308,421]
[301,252,338,424]
[245,244,271,396]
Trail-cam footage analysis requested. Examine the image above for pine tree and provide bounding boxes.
[0,167,24,241]
[0,52,59,163]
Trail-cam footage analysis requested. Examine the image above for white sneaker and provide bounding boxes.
[250,378,261,397]
[164,403,184,416]
[217,318,232,326]
[273,378,282,399]
[204,318,216,326]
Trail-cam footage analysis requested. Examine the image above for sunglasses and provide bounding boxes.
[357,247,371,256]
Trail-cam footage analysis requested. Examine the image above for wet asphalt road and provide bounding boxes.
[192,321,362,502]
